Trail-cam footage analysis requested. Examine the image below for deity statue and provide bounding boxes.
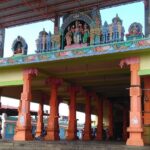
[46,32,52,51]
[65,26,72,46]
[42,28,47,50]
[15,42,22,54]
[71,25,75,43]
[74,21,81,44]
[12,36,28,55]
[39,34,43,52]
[79,23,84,43]
[83,23,89,44]
[131,24,139,35]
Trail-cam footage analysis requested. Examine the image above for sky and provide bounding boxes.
[1,1,144,123]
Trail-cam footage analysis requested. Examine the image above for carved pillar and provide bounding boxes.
[45,78,63,141]
[120,57,144,146]
[67,86,79,140]
[0,28,5,57]
[108,101,113,139]
[14,68,38,141]
[35,96,44,137]
[143,76,150,144]
[95,96,103,140]
[122,109,128,141]
[144,0,150,37]
[83,92,91,140]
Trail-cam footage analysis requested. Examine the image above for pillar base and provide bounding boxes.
[126,127,144,146]
[95,133,102,141]
[14,129,33,141]
[44,130,59,141]
[67,130,77,140]
[83,132,91,141]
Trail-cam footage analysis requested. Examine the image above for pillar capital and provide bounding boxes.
[23,68,38,78]
[120,57,140,68]
[130,63,140,72]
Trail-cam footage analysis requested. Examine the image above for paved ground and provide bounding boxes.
[0,140,149,150]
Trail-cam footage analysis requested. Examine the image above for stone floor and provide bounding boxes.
[0,140,150,150]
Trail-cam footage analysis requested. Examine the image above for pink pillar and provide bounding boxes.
[67,86,79,140]
[120,57,144,146]
[35,96,44,137]
[95,96,103,140]
[45,78,63,141]
[83,92,91,140]
[14,68,38,141]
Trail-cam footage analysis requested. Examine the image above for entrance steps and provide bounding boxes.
[0,141,149,150]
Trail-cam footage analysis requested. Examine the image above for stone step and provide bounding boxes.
[0,141,150,150]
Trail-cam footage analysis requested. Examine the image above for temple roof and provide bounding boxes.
[0,0,139,28]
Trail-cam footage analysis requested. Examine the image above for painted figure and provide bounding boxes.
[46,32,52,51]
[74,21,81,44]
[65,26,72,46]
[83,24,89,44]
[42,30,46,50]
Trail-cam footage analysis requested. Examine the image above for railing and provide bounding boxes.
[0,37,150,67]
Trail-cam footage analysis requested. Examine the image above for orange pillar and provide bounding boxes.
[14,68,38,141]
[35,97,44,137]
[122,109,128,141]
[67,86,79,140]
[143,76,150,125]
[108,101,113,139]
[83,93,91,140]
[120,57,144,146]
[45,78,63,141]
[95,96,103,140]
[143,76,150,144]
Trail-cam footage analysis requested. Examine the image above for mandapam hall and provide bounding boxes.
[0,0,150,148]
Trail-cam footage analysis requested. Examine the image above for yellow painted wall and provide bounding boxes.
[139,54,150,75]
[0,68,23,86]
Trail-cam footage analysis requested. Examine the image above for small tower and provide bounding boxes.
[35,28,52,53]
[11,36,28,55]
[126,22,143,40]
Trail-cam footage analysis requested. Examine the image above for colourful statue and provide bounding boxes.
[36,29,53,53]
[74,21,81,44]
[65,26,72,46]
[83,23,90,44]
[46,32,52,51]
[126,22,143,40]
[11,36,28,55]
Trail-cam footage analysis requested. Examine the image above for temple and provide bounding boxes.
[0,0,150,149]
